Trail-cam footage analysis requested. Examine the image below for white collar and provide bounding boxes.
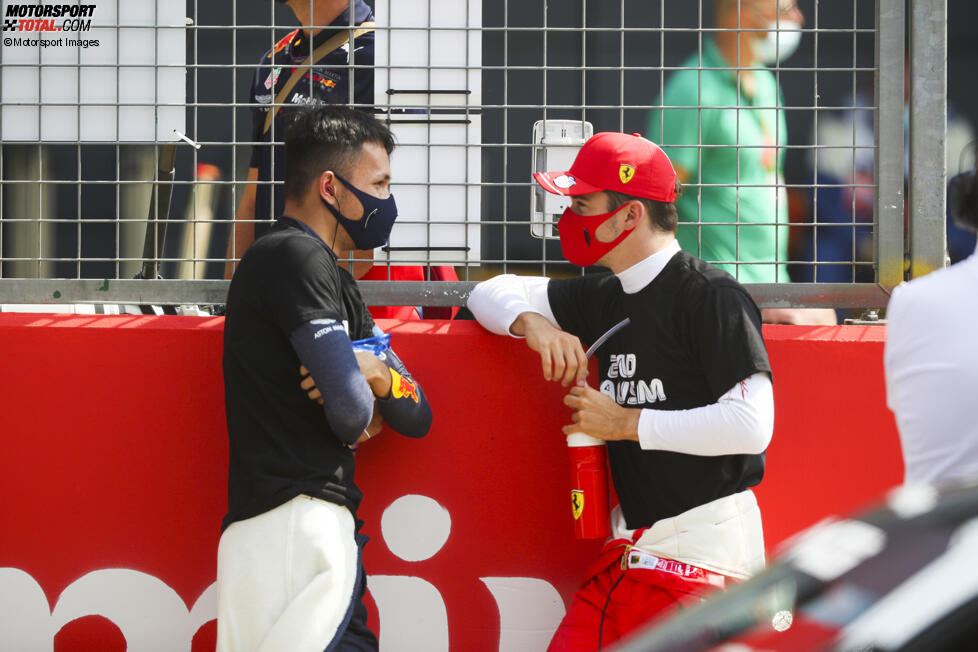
[616,239,682,294]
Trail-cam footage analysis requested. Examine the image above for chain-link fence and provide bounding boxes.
[0,0,960,310]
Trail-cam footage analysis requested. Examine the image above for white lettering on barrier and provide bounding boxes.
[372,494,452,650]
[0,567,564,651]
[480,577,566,652]
[0,567,52,651]
[0,495,565,650]
[370,576,449,652]
[381,494,451,562]
[0,567,215,652]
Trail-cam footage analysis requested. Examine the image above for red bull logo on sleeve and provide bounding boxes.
[390,369,420,403]
[272,29,298,55]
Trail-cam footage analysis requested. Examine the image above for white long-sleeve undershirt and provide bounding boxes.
[466,273,556,336]
[466,256,774,458]
[636,372,773,456]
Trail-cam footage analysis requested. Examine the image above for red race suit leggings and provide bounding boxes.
[547,541,727,651]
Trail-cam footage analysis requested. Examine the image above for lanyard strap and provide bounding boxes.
[278,215,331,247]
[262,22,376,137]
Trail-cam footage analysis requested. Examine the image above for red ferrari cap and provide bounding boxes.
[534,132,678,203]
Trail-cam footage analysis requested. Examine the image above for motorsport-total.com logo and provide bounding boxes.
[3,3,96,33]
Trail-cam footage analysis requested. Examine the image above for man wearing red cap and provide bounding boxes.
[468,132,774,650]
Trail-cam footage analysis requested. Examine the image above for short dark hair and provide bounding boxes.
[283,106,395,200]
[605,180,682,233]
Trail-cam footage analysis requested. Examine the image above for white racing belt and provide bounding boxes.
[611,489,766,580]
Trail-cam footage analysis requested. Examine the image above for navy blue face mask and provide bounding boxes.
[322,172,398,250]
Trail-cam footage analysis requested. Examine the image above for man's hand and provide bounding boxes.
[562,384,639,441]
[356,403,384,444]
[355,350,393,397]
[300,353,393,401]
[512,312,588,386]
[301,365,386,443]
[300,365,323,404]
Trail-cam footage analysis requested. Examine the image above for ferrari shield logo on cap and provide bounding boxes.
[619,164,636,184]
[571,490,584,520]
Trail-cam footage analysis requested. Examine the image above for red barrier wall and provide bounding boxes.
[0,315,901,651]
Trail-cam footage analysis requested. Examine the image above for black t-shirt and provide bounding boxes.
[222,216,375,531]
[548,250,771,530]
[248,0,375,231]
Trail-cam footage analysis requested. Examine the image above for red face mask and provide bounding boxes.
[557,205,633,267]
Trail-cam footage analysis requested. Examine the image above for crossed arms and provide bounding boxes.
[290,319,432,445]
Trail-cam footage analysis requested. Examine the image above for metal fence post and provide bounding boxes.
[875,0,906,292]
[908,0,948,280]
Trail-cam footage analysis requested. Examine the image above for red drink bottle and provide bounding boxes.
[566,432,610,539]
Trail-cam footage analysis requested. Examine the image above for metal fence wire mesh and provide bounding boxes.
[0,0,943,309]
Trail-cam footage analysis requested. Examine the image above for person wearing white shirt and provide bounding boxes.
[885,164,978,489]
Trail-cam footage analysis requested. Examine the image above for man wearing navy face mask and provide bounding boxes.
[218,105,432,652]
[468,132,774,650]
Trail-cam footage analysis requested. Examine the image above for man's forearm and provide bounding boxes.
[374,349,432,438]
[510,310,548,337]
[636,373,774,456]
[467,274,557,336]
[291,319,374,445]
[225,168,259,278]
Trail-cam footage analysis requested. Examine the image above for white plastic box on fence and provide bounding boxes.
[373,0,482,266]
[0,0,186,142]
[530,120,593,240]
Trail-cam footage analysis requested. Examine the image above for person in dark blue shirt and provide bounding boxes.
[227,0,375,273]
[224,0,461,320]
